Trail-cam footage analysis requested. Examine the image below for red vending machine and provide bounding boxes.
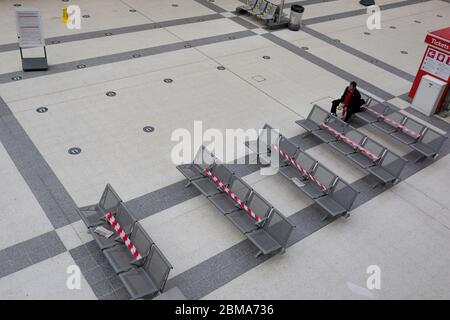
[409,27,450,114]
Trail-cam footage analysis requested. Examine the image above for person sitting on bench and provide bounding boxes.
[330,81,362,122]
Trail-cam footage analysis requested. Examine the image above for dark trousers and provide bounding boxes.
[330,99,357,122]
[330,99,342,115]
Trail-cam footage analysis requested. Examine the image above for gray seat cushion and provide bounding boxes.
[208,193,240,214]
[312,129,337,143]
[315,196,347,216]
[119,268,158,299]
[300,181,326,199]
[347,153,376,168]
[372,121,397,134]
[367,166,395,183]
[355,111,378,124]
[80,209,104,228]
[391,131,418,145]
[295,119,320,132]
[410,142,436,157]
[192,178,221,197]
[176,164,204,181]
[329,140,356,155]
[279,165,305,180]
[246,229,281,255]
[103,245,136,274]
[227,210,259,234]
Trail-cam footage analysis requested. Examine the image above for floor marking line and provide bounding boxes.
[301,26,415,82]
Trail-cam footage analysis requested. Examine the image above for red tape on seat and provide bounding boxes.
[203,168,262,222]
[272,144,327,191]
[364,107,420,139]
[321,123,380,161]
[104,213,142,260]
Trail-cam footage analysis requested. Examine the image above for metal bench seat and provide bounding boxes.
[79,184,122,228]
[247,209,295,257]
[355,103,388,124]
[119,245,172,300]
[367,150,407,184]
[239,0,258,12]
[177,145,217,184]
[249,0,268,15]
[296,104,330,133]
[409,127,447,159]
[208,176,252,214]
[225,192,272,233]
[258,2,277,21]
[372,111,407,134]
[315,179,358,217]
[90,202,137,250]
[227,210,260,234]
[390,117,424,145]
[191,164,233,197]
[103,224,153,274]
[329,140,357,155]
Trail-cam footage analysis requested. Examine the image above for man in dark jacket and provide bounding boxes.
[330,81,363,122]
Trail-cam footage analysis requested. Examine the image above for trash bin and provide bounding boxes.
[288,5,304,31]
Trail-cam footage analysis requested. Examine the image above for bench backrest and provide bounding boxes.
[378,150,407,179]
[419,128,448,152]
[329,178,358,212]
[311,164,337,191]
[116,202,137,229]
[144,245,172,293]
[262,1,278,17]
[326,115,347,133]
[384,111,406,126]
[255,0,267,11]
[193,145,217,170]
[229,176,252,202]
[99,184,122,213]
[130,223,154,258]
[344,128,366,145]
[365,103,389,115]
[259,124,279,149]
[211,164,233,186]
[402,117,425,138]
[361,138,385,159]
[247,191,272,221]
[309,104,330,125]
[278,135,299,159]
[294,150,317,172]
[263,209,295,249]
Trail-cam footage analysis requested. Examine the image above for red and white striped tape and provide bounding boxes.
[364,107,420,139]
[202,168,262,222]
[272,144,327,191]
[104,213,142,260]
[321,123,380,161]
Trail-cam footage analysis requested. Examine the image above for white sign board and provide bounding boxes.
[16,8,45,48]
[421,47,450,81]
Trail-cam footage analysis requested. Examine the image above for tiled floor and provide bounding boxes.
[0,0,449,300]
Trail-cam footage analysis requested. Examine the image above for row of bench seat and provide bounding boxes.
[246,124,359,218]
[296,105,408,186]
[354,102,448,161]
[79,184,172,300]
[177,145,295,257]
[237,0,280,23]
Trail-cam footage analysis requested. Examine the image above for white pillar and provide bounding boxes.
[279,0,285,22]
